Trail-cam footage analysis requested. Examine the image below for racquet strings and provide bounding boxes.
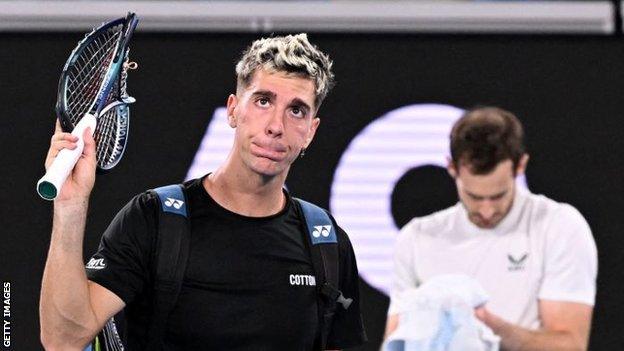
[101,317,125,351]
[94,51,131,170]
[65,22,125,126]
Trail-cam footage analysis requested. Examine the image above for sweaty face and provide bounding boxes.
[454,159,517,229]
[227,69,319,178]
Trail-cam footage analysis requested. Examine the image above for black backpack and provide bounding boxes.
[88,184,352,351]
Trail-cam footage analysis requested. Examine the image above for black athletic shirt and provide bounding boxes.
[86,176,367,350]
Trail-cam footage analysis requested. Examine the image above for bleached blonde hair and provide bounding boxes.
[235,33,335,109]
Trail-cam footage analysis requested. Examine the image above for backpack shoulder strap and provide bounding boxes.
[145,184,191,350]
[294,198,353,350]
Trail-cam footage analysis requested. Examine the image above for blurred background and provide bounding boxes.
[1,1,623,350]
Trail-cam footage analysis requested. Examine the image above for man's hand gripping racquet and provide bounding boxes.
[37,13,139,200]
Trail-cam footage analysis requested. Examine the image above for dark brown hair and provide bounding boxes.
[450,106,525,174]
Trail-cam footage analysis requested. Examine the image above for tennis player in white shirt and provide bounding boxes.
[385,106,597,351]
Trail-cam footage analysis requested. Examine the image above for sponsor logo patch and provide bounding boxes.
[164,197,184,209]
[86,258,106,270]
[312,225,332,238]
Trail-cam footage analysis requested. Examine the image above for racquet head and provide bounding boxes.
[55,12,139,172]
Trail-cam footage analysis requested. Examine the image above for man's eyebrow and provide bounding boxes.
[252,90,277,99]
[290,98,312,111]
[465,191,484,200]
[251,90,314,111]
[489,190,508,199]
[465,189,508,200]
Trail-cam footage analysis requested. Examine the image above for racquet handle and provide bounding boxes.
[36,114,97,200]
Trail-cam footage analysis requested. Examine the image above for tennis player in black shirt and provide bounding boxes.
[40,34,367,350]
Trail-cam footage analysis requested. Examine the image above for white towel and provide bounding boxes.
[384,274,500,351]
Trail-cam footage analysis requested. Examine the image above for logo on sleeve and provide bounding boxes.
[86,258,106,270]
[507,253,528,271]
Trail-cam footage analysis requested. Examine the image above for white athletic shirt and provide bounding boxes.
[388,187,598,330]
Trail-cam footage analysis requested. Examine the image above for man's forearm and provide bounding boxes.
[40,200,98,349]
[490,316,586,351]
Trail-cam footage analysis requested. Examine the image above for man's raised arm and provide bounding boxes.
[39,121,124,350]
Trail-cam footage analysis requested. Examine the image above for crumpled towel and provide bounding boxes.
[383,274,500,351]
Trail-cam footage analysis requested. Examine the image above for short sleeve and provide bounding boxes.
[325,225,368,349]
[387,220,420,315]
[86,192,157,304]
[538,205,598,305]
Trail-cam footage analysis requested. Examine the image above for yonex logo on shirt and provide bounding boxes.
[85,258,106,270]
[312,225,332,238]
[289,274,316,286]
[164,197,184,209]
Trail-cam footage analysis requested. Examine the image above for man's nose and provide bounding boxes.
[266,110,284,136]
[478,203,496,220]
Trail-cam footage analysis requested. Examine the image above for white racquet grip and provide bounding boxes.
[36,114,97,200]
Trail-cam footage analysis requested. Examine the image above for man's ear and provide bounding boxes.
[516,153,530,176]
[304,117,321,149]
[447,156,458,178]
[226,94,238,128]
